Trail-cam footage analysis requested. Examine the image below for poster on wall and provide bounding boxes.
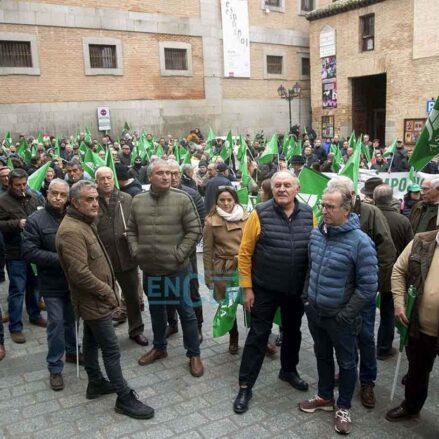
[404,118,426,145]
[321,115,334,138]
[221,0,250,78]
[321,56,336,80]
[322,78,337,108]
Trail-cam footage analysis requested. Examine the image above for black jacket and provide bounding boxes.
[181,184,206,227]
[0,190,44,260]
[22,205,69,297]
[121,179,143,197]
[390,148,409,172]
[252,199,313,294]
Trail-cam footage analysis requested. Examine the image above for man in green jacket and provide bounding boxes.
[127,159,204,377]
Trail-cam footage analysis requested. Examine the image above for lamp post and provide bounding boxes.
[277,82,301,134]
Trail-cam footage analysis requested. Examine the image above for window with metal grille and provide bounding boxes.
[267,55,283,75]
[265,0,281,7]
[301,57,310,76]
[301,0,314,11]
[0,41,32,67]
[164,48,188,70]
[361,14,375,51]
[89,44,116,69]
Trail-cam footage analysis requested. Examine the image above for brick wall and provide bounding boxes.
[0,24,205,104]
[309,0,439,142]
[17,0,200,17]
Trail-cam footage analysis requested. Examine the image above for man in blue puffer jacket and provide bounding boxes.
[299,182,378,436]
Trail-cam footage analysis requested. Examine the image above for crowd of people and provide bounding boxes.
[0,127,438,434]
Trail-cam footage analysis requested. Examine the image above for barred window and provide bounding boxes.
[301,57,310,76]
[89,44,116,69]
[266,55,283,75]
[164,48,188,71]
[265,0,281,6]
[361,14,375,51]
[301,0,314,12]
[0,41,32,67]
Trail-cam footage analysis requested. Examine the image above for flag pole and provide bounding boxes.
[390,351,402,401]
[75,319,80,379]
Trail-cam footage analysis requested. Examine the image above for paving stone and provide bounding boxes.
[5,415,49,435]
[130,425,174,439]
[166,412,209,434]
[197,417,239,438]
[34,422,78,439]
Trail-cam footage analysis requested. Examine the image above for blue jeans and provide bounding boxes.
[144,269,200,358]
[45,296,77,374]
[306,304,360,409]
[358,302,377,384]
[6,259,41,333]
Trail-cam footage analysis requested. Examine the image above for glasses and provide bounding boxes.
[218,185,235,191]
[420,186,431,191]
[319,202,342,211]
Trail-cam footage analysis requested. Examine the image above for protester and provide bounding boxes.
[386,228,439,422]
[65,159,88,186]
[115,164,143,196]
[401,184,421,217]
[203,186,249,354]
[166,160,205,341]
[300,181,377,435]
[373,184,414,360]
[23,179,79,391]
[56,180,154,418]
[390,140,409,172]
[234,171,314,414]
[0,168,46,344]
[127,159,204,376]
[204,163,233,212]
[409,177,439,233]
[95,167,148,347]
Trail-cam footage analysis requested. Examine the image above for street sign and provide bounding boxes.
[97,107,111,131]
[426,99,436,113]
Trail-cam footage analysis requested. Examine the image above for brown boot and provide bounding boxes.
[189,356,204,377]
[360,383,375,408]
[229,333,239,355]
[10,332,26,344]
[2,312,9,323]
[30,318,47,328]
[138,348,167,366]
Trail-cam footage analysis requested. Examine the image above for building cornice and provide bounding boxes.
[306,0,386,21]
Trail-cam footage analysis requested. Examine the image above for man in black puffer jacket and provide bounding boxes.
[234,170,314,414]
[23,178,77,392]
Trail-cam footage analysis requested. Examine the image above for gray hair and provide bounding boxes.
[327,176,355,195]
[270,170,298,189]
[167,159,179,169]
[323,184,353,210]
[48,178,69,192]
[182,164,193,175]
[427,176,439,190]
[66,158,83,169]
[373,184,393,205]
[70,180,97,201]
[147,158,168,177]
[95,166,113,179]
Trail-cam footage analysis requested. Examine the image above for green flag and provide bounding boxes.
[298,166,330,196]
[348,131,356,149]
[84,127,92,144]
[282,132,290,157]
[239,152,250,186]
[383,138,397,158]
[408,167,416,185]
[54,137,60,157]
[105,148,119,189]
[236,187,249,205]
[237,135,247,162]
[220,131,233,162]
[3,131,12,148]
[258,134,278,165]
[205,127,215,158]
[339,146,361,192]
[289,137,302,158]
[330,143,343,172]
[409,97,439,170]
[7,157,14,170]
[27,161,51,192]
[155,144,164,158]
[123,121,130,132]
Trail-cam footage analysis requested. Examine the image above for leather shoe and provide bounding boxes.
[278,369,309,391]
[0,344,5,361]
[50,373,64,391]
[2,312,9,323]
[10,332,26,344]
[165,324,178,338]
[233,386,252,414]
[385,404,419,422]
[66,353,85,365]
[189,356,204,377]
[138,348,167,366]
[86,378,116,400]
[130,334,149,346]
[30,318,47,328]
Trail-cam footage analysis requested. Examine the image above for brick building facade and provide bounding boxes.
[307,0,439,146]
[0,0,314,138]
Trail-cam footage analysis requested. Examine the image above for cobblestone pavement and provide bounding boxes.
[0,255,438,438]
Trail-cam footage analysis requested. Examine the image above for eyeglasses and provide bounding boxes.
[319,202,342,211]
[218,185,236,191]
[420,186,431,191]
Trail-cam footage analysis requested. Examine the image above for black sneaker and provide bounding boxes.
[86,378,117,400]
[279,369,309,391]
[115,390,155,419]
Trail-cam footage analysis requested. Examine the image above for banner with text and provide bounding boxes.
[221,0,250,78]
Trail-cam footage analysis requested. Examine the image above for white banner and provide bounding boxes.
[221,0,250,78]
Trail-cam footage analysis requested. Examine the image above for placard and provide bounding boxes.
[221,0,250,78]
[404,118,426,145]
[321,115,334,138]
[320,25,336,58]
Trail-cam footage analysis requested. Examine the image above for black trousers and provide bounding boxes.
[115,268,144,337]
[166,251,203,328]
[239,284,304,388]
[83,318,130,397]
[403,332,438,414]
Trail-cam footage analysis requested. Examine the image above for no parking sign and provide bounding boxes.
[97,107,111,131]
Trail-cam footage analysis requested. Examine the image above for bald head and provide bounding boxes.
[95,166,114,196]
[373,184,393,206]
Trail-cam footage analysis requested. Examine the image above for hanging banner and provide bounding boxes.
[221,0,250,78]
